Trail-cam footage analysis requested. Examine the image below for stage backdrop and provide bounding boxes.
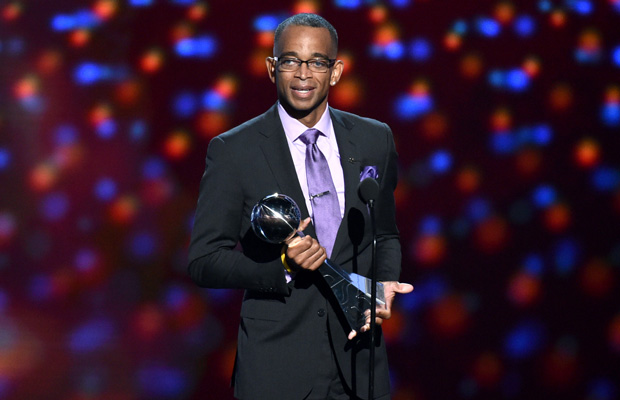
[1,1,619,399]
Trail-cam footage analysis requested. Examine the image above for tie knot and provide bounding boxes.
[299,128,321,145]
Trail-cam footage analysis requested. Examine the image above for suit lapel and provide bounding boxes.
[257,105,313,232]
[330,108,360,259]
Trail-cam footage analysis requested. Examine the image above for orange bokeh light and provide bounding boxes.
[115,80,142,107]
[36,50,63,75]
[256,31,275,48]
[2,2,21,21]
[574,138,600,168]
[543,203,571,232]
[549,83,573,111]
[428,295,470,338]
[549,10,566,28]
[414,234,446,265]
[444,32,462,50]
[374,23,400,46]
[108,195,140,225]
[368,5,389,24]
[293,0,319,14]
[163,131,192,160]
[474,216,509,253]
[472,352,503,387]
[187,2,208,21]
[494,1,515,24]
[460,53,484,79]
[507,272,541,306]
[515,148,542,177]
[196,110,229,140]
[456,166,481,194]
[421,111,449,141]
[89,104,112,126]
[92,0,117,20]
[490,108,512,131]
[13,75,38,99]
[29,162,59,192]
[580,258,614,297]
[69,29,91,47]
[140,48,165,73]
[330,77,363,109]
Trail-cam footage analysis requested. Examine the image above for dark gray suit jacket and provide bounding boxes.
[188,104,402,400]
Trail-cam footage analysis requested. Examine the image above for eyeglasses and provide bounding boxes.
[272,56,336,73]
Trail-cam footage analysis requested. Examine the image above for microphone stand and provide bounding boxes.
[368,197,377,400]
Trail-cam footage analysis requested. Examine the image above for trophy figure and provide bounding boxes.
[250,193,385,332]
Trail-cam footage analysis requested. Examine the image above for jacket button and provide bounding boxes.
[317,308,326,317]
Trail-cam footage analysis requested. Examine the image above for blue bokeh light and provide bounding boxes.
[384,41,406,60]
[28,274,54,301]
[202,89,226,110]
[54,125,79,145]
[419,215,442,235]
[40,192,70,221]
[142,157,166,180]
[51,10,101,31]
[130,231,158,259]
[173,92,197,118]
[409,38,433,61]
[466,197,492,223]
[129,0,153,6]
[568,0,594,15]
[504,320,546,359]
[600,103,620,127]
[523,253,545,275]
[0,148,11,170]
[586,378,618,400]
[476,17,501,37]
[253,14,282,31]
[94,177,118,202]
[175,36,217,58]
[68,318,115,353]
[137,365,188,398]
[513,15,536,37]
[591,166,620,191]
[429,150,453,173]
[96,119,117,139]
[553,238,580,275]
[334,0,362,9]
[394,94,433,120]
[532,184,557,208]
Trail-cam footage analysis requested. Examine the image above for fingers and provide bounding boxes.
[394,282,414,294]
[285,235,326,271]
[297,217,312,232]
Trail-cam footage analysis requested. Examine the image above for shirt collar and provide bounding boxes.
[277,102,333,143]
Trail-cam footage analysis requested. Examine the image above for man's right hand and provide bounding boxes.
[284,217,326,271]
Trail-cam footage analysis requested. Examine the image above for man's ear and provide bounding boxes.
[330,59,344,86]
[266,57,276,83]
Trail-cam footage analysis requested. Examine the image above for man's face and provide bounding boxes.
[266,25,343,127]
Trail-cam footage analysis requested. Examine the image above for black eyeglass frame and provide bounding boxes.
[271,56,337,73]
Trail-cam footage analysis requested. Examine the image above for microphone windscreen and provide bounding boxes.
[358,177,380,204]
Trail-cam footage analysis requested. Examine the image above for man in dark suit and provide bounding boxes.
[188,13,413,400]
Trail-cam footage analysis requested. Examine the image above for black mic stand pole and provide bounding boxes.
[368,197,377,400]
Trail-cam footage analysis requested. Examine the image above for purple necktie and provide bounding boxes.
[299,128,341,258]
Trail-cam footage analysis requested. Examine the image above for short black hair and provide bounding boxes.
[274,13,338,56]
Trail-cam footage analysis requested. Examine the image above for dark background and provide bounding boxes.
[1,0,619,399]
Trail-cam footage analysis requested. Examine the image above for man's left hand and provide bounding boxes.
[348,281,414,340]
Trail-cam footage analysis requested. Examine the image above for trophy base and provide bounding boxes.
[320,259,385,332]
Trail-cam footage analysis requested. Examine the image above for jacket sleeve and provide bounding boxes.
[187,135,290,295]
[375,122,402,282]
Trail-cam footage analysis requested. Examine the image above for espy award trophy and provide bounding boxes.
[250,193,385,332]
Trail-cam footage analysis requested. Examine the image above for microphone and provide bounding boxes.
[358,177,380,204]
